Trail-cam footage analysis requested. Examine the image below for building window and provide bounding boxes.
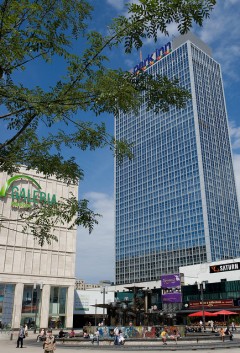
[21,284,42,328]
[49,286,67,328]
[0,283,15,327]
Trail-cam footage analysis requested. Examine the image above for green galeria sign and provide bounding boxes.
[0,175,57,208]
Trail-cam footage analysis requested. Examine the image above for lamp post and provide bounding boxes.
[101,286,108,325]
[198,281,206,331]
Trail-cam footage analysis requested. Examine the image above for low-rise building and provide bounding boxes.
[73,288,114,327]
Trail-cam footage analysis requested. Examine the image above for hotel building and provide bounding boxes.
[115,33,240,285]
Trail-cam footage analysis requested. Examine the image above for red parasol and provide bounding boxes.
[213,310,238,315]
[213,310,238,322]
[188,311,217,317]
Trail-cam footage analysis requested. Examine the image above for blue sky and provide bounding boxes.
[76,0,240,284]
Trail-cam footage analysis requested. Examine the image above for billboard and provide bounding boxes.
[161,274,181,289]
[162,292,182,303]
[161,274,182,303]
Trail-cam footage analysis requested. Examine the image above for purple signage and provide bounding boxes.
[161,274,181,289]
[162,292,182,303]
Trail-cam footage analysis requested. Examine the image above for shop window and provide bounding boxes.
[0,284,15,327]
[21,284,42,329]
[49,286,67,329]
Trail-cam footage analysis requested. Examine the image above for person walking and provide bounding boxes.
[43,329,56,353]
[16,326,25,348]
[231,321,236,331]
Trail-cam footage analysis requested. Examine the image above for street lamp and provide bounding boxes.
[198,281,206,331]
[101,286,108,325]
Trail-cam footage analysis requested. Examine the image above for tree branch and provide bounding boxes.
[0,108,26,119]
[0,113,37,150]
[0,0,10,41]
[9,49,51,72]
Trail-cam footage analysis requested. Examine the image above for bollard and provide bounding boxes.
[10,332,13,340]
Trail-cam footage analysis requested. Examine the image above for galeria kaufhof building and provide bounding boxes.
[0,168,77,329]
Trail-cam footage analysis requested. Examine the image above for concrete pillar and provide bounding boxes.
[12,283,24,329]
[144,291,148,312]
[39,284,51,329]
[65,285,74,329]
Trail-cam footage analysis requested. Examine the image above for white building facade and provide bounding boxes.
[180,257,240,285]
[74,289,114,314]
[0,167,77,329]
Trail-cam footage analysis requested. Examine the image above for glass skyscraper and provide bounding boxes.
[115,33,240,285]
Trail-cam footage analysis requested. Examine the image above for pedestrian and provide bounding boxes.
[58,329,64,338]
[160,328,168,345]
[69,329,75,338]
[37,328,46,342]
[24,324,28,337]
[170,329,180,344]
[231,321,236,331]
[219,327,225,342]
[114,325,120,345]
[210,320,214,332]
[43,329,56,353]
[83,330,90,339]
[91,328,99,345]
[119,330,125,345]
[16,326,25,348]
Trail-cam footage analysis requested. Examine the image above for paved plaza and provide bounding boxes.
[1,332,240,353]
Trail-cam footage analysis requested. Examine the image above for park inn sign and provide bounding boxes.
[133,41,172,74]
[0,174,57,209]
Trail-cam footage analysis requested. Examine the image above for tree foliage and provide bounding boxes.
[0,0,216,243]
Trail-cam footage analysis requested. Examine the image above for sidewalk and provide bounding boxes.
[1,333,240,353]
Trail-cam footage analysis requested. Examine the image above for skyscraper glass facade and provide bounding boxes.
[115,34,240,285]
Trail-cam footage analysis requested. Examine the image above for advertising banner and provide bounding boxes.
[162,292,182,303]
[161,274,181,289]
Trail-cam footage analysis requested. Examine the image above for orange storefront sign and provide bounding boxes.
[189,299,233,308]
